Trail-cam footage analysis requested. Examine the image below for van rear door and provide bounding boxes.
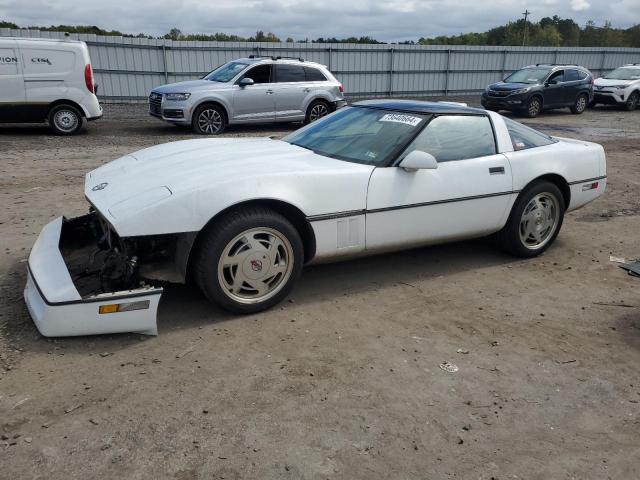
[0,39,26,122]
[20,42,77,120]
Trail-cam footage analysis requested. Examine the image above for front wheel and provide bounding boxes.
[495,181,565,258]
[192,104,226,135]
[192,207,303,313]
[48,104,84,135]
[525,97,542,118]
[624,91,639,111]
[570,93,588,114]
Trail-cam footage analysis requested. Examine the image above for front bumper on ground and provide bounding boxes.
[24,216,162,337]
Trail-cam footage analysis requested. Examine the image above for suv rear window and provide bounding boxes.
[276,64,306,82]
[503,117,557,151]
[304,67,327,81]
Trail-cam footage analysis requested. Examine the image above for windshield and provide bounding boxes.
[603,67,640,80]
[282,107,428,166]
[504,67,551,84]
[204,61,249,82]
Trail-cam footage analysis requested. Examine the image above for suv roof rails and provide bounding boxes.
[534,63,579,67]
[624,63,640,66]
[248,55,305,62]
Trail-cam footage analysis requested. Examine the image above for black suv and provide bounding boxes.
[481,64,594,117]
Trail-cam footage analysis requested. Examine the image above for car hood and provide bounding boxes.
[85,138,374,232]
[489,82,535,91]
[594,78,635,87]
[151,79,232,93]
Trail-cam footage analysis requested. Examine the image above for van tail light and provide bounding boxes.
[338,84,344,93]
[84,64,94,93]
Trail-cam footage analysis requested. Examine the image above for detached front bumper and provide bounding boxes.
[24,216,162,337]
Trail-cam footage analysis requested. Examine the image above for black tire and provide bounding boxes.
[570,93,588,114]
[305,100,331,124]
[192,103,226,135]
[495,181,565,258]
[624,91,639,111]
[192,207,304,314]
[48,104,84,135]
[525,96,542,118]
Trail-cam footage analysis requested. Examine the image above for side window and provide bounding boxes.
[403,115,496,162]
[276,64,306,82]
[242,64,272,84]
[565,69,580,82]
[548,70,564,83]
[304,67,327,81]
[503,117,557,151]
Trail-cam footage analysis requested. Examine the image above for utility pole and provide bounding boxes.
[522,9,531,46]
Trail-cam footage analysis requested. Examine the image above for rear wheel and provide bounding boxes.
[495,181,565,258]
[192,104,226,135]
[570,93,588,114]
[193,207,304,313]
[305,100,331,124]
[624,91,639,111]
[48,104,84,135]
[525,96,542,118]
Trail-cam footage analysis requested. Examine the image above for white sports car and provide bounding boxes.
[24,100,607,337]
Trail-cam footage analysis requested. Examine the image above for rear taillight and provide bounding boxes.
[339,84,344,93]
[84,64,94,93]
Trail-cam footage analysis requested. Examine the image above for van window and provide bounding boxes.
[402,115,496,162]
[21,49,76,75]
[0,48,19,74]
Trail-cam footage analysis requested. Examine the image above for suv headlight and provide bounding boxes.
[165,93,191,101]
[512,87,531,95]
[611,85,628,90]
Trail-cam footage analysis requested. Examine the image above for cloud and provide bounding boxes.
[570,0,591,11]
[0,0,638,42]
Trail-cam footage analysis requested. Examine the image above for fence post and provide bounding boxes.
[554,49,559,64]
[161,42,168,83]
[328,46,332,71]
[501,50,507,79]
[389,47,394,96]
[444,49,451,96]
[600,50,607,76]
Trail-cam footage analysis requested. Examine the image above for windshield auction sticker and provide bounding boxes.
[379,113,422,126]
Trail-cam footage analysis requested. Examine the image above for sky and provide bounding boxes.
[1,0,639,42]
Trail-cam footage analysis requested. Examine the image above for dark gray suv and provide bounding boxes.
[481,64,594,118]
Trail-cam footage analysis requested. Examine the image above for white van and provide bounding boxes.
[0,37,102,134]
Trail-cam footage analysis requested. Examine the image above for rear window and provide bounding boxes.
[304,67,327,81]
[503,117,557,151]
[276,64,306,82]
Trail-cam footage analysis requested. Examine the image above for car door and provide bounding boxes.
[564,69,585,104]
[0,40,26,122]
[231,64,275,122]
[365,114,513,251]
[543,70,565,107]
[272,63,309,120]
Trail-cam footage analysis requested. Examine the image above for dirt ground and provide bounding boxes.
[1,99,639,480]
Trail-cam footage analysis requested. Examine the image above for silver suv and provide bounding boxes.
[149,56,346,134]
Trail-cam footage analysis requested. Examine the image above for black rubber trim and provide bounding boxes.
[306,209,366,222]
[27,264,162,307]
[306,190,519,222]
[568,175,606,186]
[367,190,517,214]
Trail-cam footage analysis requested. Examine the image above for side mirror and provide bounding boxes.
[239,77,254,87]
[399,150,438,172]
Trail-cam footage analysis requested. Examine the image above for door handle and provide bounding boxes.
[304,88,311,93]
[489,166,505,175]
[266,90,274,95]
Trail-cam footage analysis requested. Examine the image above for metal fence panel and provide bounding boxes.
[2,29,639,101]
